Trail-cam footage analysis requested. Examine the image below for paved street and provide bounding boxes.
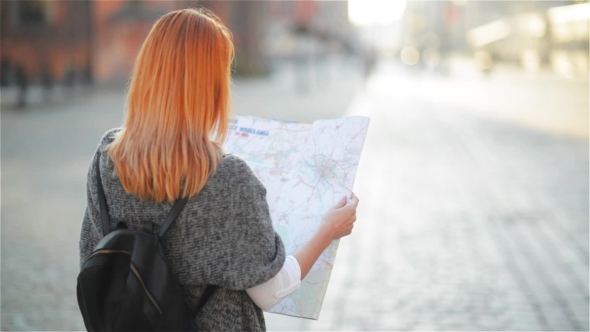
[2,58,588,331]
[264,61,589,331]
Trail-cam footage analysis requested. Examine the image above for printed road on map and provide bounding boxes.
[224,115,370,319]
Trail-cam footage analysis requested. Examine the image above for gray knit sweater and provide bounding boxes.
[79,129,286,331]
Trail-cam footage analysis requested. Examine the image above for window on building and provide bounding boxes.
[18,0,47,25]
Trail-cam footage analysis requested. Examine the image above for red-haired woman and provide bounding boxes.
[79,8,358,331]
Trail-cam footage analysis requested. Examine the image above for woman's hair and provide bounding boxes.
[107,8,234,203]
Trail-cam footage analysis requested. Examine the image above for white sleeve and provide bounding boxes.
[246,255,302,311]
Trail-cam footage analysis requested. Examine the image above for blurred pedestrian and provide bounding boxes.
[0,58,12,87]
[40,60,54,102]
[363,46,377,81]
[63,61,76,99]
[78,8,359,332]
[14,64,28,109]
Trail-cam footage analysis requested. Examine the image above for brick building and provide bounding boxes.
[1,0,352,87]
[92,0,268,81]
[0,0,93,86]
[1,0,269,87]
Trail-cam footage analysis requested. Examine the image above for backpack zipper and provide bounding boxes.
[87,249,163,315]
[88,249,131,259]
[129,264,163,315]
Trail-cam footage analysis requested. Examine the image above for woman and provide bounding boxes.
[79,8,358,331]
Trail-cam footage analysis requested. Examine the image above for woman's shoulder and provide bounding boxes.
[218,154,251,173]
[89,128,122,163]
[213,154,265,192]
[98,128,123,150]
[88,128,122,175]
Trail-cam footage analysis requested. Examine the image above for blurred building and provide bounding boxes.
[1,0,271,88]
[1,0,353,88]
[310,1,353,51]
[207,1,267,76]
[92,0,173,83]
[265,1,352,60]
[463,0,588,77]
[396,0,588,78]
[94,0,268,81]
[0,0,93,87]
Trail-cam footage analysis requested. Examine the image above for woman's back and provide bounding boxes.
[80,129,286,331]
[78,8,359,331]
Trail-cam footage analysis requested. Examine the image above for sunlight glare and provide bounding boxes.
[348,0,407,26]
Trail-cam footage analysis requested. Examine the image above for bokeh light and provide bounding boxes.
[400,46,420,66]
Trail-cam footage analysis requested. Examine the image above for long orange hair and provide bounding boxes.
[107,8,234,203]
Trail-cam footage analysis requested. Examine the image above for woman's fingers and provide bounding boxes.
[350,192,359,204]
[332,196,347,209]
[348,193,359,207]
[342,200,358,217]
[322,193,359,240]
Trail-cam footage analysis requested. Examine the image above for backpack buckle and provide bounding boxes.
[142,221,154,234]
[110,222,127,232]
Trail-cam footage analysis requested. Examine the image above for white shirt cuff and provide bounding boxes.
[245,255,302,311]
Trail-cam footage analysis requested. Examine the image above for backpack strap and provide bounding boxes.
[96,149,188,238]
[158,197,188,238]
[95,150,111,236]
[96,150,214,315]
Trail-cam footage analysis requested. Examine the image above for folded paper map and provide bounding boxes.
[224,115,370,319]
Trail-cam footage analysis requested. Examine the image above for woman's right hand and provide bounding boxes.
[320,193,359,240]
[293,193,360,280]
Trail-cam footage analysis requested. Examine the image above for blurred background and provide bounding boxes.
[1,0,588,331]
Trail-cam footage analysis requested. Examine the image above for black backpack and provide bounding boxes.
[77,151,216,331]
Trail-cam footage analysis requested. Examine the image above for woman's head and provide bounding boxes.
[107,8,234,202]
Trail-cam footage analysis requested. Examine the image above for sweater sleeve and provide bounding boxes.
[188,156,286,290]
[229,173,286,290]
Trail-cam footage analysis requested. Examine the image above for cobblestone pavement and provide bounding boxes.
[2,59,588,331]
[265,62,589,331]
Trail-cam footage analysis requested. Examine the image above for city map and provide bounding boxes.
[224,115,370,319]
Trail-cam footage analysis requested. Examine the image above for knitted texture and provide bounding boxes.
[79,129,286,331]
